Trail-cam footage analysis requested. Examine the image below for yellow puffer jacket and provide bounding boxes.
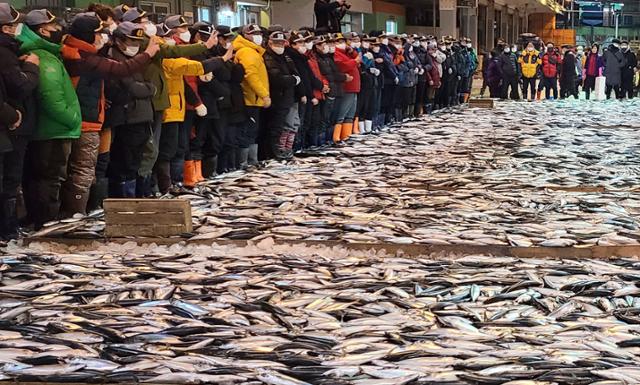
[233,35,269,107]
[162,58,205,123]
[518,50,542,79]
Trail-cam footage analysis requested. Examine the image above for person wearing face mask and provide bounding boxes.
[583,44,604,100]
[603,39,626,99]
[559,45,577,99]
[332,33,361,142]
[450,40,467,105]
[263,31,302,160]
[462,38,478,103]
[104,22,157,197]
[376,33,399,125]
[232,24,270,167]
[425,44,444,113]
[287,31,323,151]
[60,12,159,215]
[497,44,520,100]
[400,37,421,119]
[574,45,585,97]
[413,36,430,116]
[305,35,329,147]
[518,42,541,101]
[541,42,561,99]
[369,37,386,130]
[354,34,377,133]
[619,40,637,99]
[0,4,40,238]
[388,36,407,123]
[345,32,365,134]
[314,35,345,145]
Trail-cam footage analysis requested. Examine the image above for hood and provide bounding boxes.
[233,34,265,55]
[0,31,20,54]
[16,24,61,55]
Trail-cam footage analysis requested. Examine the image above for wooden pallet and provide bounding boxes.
[469,98,495,108]
[104,199,192,238]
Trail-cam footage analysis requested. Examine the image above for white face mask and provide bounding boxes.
[613,43,620,48]
[622,45,629,51]
[322,45,329,54]
[527,46,534,52]
[467,43,472,48]
[439,45,445,51]
[382,38,389,45]
[123,45,140,57]
[329,46,335,53]
[252,34,263,46]
[421,42,428,48]
[412,42,420,47]
[144,23,157,37]
[108,23,117,33]
[336,42,346,50]
[372,46,380,53]
[512,46,517,52]
[305,42,313,50]
[95,34,108,50]
[179,30,191,43]
[351,42,361,49]
[272,46,284,55]
[362,42,370,49]
[164,38,176,46]
[297,46,307,54]
[504,48,511,53]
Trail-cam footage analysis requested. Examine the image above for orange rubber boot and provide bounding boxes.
[352,117,360,134]
[340,122,353,141]
[332,123,343,143]
[195,160,205,182]
[183,160,198,188]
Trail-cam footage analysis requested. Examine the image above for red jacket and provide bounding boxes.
[542,52,562,78]
[173,35,203,110]
[307,51,328,100]
[334,47,360,93]
[426,54,442,89]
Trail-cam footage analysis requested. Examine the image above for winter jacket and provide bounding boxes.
[334,47,361,93]
[288,47,323,100]
[233,35,269,107]
[603,46,625,86]
[316,50,346,98]
[486,57,502,86]
[0,32,39,138]
[519,50,541,79]
[307,51,329,101]
[584,52,604,77]
[401,44,420,88]
[379,44,399,85]
[442,49,457,80]
[575,53,585,80]
[560,52,577,82]
[142,37,208,112]
[62,35,151,133]
[454,47,469,78]
[107,47,157,127]
[16,25,81,141]
[498,52,518,78]
[314,0,344,33]
[427,51,443,88]
[172,35,204,111]
[264,48,300,108]
[468,48,479,77]
[542,52,562,78]
[622,49,637,84]
[0,74,16,152]
[194,46,231,121]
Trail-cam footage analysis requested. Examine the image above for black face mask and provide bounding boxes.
[46,29,65,44]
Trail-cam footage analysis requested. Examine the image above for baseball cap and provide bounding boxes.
[215,25,234,38]
[269,31,287,42]
[122,7,146,23]
[289,32,305,44]
[115,21,146,40]
[25,9,56,27]
[313,35,326,44]
[70,12,105,34]
[0,3,20,25]
[344,32,359,40]
[164,15,189,29]
[332,32,345,42]
[156,23,171,37]
[298,29,314,41]
[113,4,129,22]
[242,24,261,35]
[192,21,213,36]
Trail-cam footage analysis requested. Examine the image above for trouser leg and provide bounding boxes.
[171,111,195,185]
[155,122,180,194]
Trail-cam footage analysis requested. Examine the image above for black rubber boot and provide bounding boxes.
[1,197,20,240]
[202,156,218,179]
[87,177,109,211]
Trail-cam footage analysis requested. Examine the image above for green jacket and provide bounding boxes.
[144,39,208,112]
[17,25,81,141]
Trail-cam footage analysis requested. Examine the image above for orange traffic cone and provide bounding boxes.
[340,122,353,141]
[183,160,198,188]
[194,160,205,182]
[332,123,343,143]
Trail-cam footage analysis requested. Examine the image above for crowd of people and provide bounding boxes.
[482,37,639,101]
[0,2,479,240]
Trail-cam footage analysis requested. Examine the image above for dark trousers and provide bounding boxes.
[381,84,396,120]
[322,97,336,144]
[402,86,416,118]
[157,122,180,162]
[621,77,635,99]
[542,76,558,99]
[560,77,578,99]
[584,75,596,99]
[23,139,72,229]
[295,101,312,150]
[357,85,374,120]
[240,106,260,149]
[606,84,622,99]
[108,123,150,182]
[193,117,225,161]
[414,81,426,116]
[171,111,195,184]
[0,135,28,200]
[306,102,323,147]
[522,78,536,100]
[501,76,519,100]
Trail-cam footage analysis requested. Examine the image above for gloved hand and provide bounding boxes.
[195,104,208,117]
[293,75,301,85]
[394,77,399,84]
[364,52,374,60]
[369,67,380,76]
[457,75,461,80]
[199,73,213,82]
[448,68,453,75]
[414,67,420,74]
[419,68,425,75]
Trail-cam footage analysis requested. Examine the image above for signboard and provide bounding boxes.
[457,0,478,8]
[440,0,456,11]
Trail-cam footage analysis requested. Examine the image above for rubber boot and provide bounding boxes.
[463,93,470,103]
[202,156,218,179]
[194,160,205,182]
[340,122,353,141]
[123,180,137,198]
[425,103,433,114]
[352,117,360,135]
[0,197,19,240]
[155,161,172,195]
[170,160,184,186]
[108,180,126,198]
[285,131,296,159]
[358,119,365,134]
[87,177,108,211]
[135,176,147,198]
[60,186,91,217]
[536,90,542,100]
[364,120,373,133]
[183,160,198,188]
[332,123,343,144]
[239,147,250,169]
[248,144,259,166]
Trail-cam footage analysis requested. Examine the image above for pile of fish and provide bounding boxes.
[1,241,640,384]
[32,99,640,247]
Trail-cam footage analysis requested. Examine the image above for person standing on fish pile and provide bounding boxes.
[104,22,158,197]
[60,12,158,216]
[400,35,421,121]
[353,33,376,133]
[459,37,477,104]
[377,33,399,125]
[559,45,578,99]
[369,36,386,130]
[314,34,344,146]
[541,42,561,100]
[574,45,585,97]
[263,31,302,160]
[0,4,40,239]
[435,38,453,109]
[620,40,637,99]
[288,30,322,152]
[479,48,490,98]
[603,39,626,100]
[232,24,270,168]
[583,44,604,100]
[425,42,443,112]
[305,35,329,147]
[498,44,520,100]
[518,42,541,102]
[486,50,503,98]
[413,35,430,117]
[333,32,361,142]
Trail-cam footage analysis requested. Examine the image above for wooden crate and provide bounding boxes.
[104,199,192,238]
[469,98,495,108]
